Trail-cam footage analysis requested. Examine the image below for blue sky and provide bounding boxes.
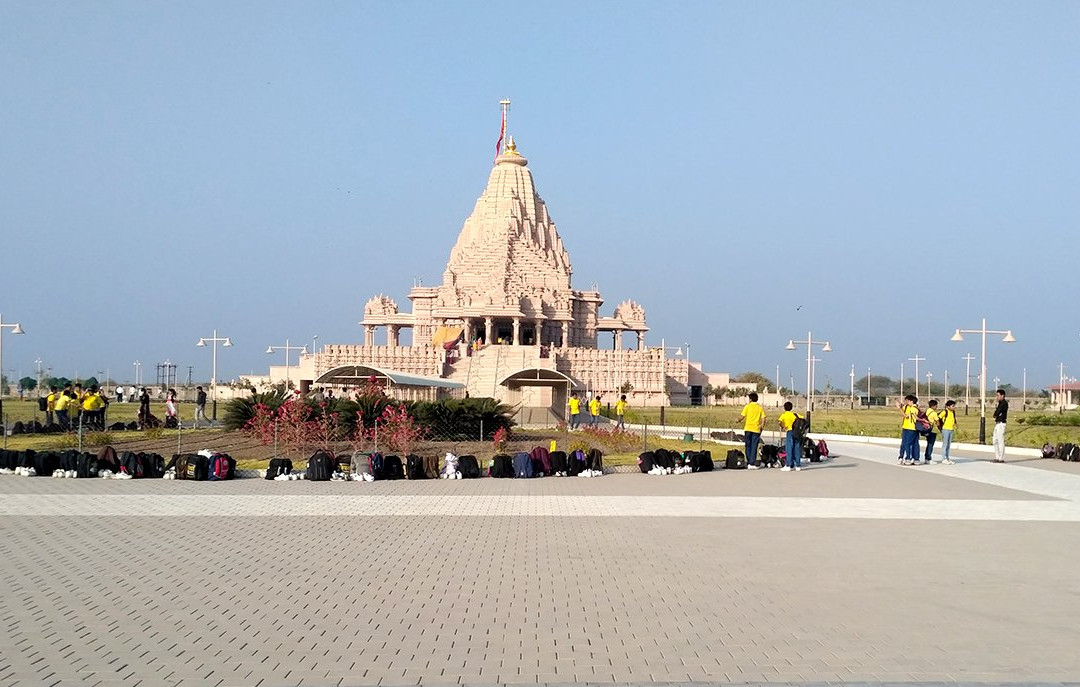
[1,1,1077,391]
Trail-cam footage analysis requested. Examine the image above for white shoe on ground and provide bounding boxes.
[747,464,759,470]
[794,466,802,471]
[780,466,791,472]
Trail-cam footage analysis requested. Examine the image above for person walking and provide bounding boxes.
[165,388,178,426]
[740,392,766,469]
[194,386,209,427]
[939,400,958,464]
[992,389,1008,463]
[923,400,940,463]
[567,393,581,430]
[137,387,151,429]
[899,395,919,465]
[115,385,124,403]
[777,402,801,471]
[588,395,602,426]
[614,394,628,430]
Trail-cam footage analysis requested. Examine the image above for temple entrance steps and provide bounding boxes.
[445,345,553,399]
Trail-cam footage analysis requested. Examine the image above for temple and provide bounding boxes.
[259,119,716,422]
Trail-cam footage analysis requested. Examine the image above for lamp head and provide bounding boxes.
[822,342,832,353]
[265,346,275,354]
[223,338,233,347]
[950,329,964,342]
[785,340,796,350]
[301,346,309,354]
[675,347,683,356]
[196,339,206,347]
[1002,331,1016,343]
[10,323,24,335]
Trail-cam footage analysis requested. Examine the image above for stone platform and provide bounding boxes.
[1,441,1079,687]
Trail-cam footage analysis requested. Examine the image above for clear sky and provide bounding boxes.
[1,1,1077,392]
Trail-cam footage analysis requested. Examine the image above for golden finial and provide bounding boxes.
[505,135,521,155]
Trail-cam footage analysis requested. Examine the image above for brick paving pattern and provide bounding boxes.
[0,441,1078,686]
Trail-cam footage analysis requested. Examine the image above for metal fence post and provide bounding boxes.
[78,414,83,453]
[273,419,278,458]
[700,421,703,450]
[480,419,484,442]
[177,416,182,456]
[643,419,648,450]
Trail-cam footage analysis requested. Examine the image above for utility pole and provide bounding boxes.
[962,353,975,415]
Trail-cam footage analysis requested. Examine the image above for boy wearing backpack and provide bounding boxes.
[922,400,940,464]
[899,395,920,465]
[776,401,801,472]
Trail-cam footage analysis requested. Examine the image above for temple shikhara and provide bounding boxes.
[259,106,716,422]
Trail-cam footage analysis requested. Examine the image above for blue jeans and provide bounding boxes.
[901,428,919,461]
[744,431,761,466]
[941,429,954,461]
[785,431,800,468]
[923,432,937,460]
[569,412,579,429]
[616,415,625,429]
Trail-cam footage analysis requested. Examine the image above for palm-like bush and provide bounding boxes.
[222,388,289,430]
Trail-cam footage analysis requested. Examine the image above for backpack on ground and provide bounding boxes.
[183,454,208,480]
[76,452,98,478]
[549,451,568,474]
[816,439,830,459]
[760,444,779,466]
[59,450,79,472]
[164,416,179,430]
[368,452,385,479]
[306,451,334,481]
[725,449,747,470]
[791,416,810,440]
[406,454,427,480]
[1042,442,1056,459]
[208,453,234,480]
[458,455,480,478]
[1069,445,1080,463]
[637,451,655,473]
[529,446,552,476]
[690,450,714,472]
[266,457,293,479]
[654,448,676,471]
[381,455,404,480]
[423,455,440,479]
[349,451,371,477]
[490,454,513,478]
[586,448,603,472]
[513,451,533,478]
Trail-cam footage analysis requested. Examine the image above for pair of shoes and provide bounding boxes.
[794,466,802,471]
[923,459,931,464]
[943,459,955,465]
[902,459,912,465]
[993,458,1005,463]
[747,464,759,470]
[780,466,791,472]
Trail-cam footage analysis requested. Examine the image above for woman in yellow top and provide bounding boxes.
[776,401,800,471]
[939,399,958,464]
[899,395,920,465]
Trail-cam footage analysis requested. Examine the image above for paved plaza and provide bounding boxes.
[1,441,1080,687]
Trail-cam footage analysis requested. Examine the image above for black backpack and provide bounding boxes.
[513,452,533,478]
[725,449,747,470]
[306,451,334,481]
[1042,443,1056,459]
[690,450,714,472]
[266,457,293,479]
[490,454,513,478]
[406,454,427,480]
[458,455,480,479]
[549,451,568,474]
[637,451,655,473]
[791,416,810,439]
[586,448,603,472]
[382,455,404,480]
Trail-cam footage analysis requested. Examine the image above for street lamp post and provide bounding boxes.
[785,331,831,428]
[196,330,233,421]
[866,367,871,406]
[849,364,855,409]
[133,360,142,387]
[962,353,975,415]
[951,318,1015,444]
[0,314,26,422]
[1060,363,1067,413]
[926,372,933,397]
[908,354,925,399]
[266,339,308,388]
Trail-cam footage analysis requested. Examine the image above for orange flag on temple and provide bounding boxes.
[494,109,506,163]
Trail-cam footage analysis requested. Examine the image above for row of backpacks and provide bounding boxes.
[163,451,236,480]
[4,419,149,435]
[1045,442,1080,461]
[265,447,606,481]
[0,447,166,478]
[638,449,714,474]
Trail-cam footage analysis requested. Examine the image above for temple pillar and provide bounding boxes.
[364,326,375,347]
[535,319,543,345]
[614,330,623,350]
[388,325,400,347]
[464,321,473,346]
[484,317,493,345]
[561,322,569,349]
[636,331,644,350]
[512,318,521,346]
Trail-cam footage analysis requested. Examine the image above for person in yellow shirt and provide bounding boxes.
[939,399,958,464]
[588,396,602,426]
[82,386,106,430]
[54,388,74,431]
[899,394,920,465]
[45,386,58,425]
[776,401,800,471]
[567,393,581,430]
[739,392,766,469]
[614,394,628,430]
[922,399,941,464]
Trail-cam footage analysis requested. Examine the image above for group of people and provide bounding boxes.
[566,393,629,430]
[739,393,805,471]
[45,384,110,431]
[898,389,1008,464]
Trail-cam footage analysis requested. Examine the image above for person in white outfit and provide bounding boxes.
[992,389,1008,463]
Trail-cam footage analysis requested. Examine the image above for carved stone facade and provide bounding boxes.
[273,134,708,412]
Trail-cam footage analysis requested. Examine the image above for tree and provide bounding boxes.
[731,371,771,392]
[19,377,37,393]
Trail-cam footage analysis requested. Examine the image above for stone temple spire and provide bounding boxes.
[437,136,574,315]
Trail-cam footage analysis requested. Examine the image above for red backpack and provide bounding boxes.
[209,453,231,481]
[816,439,829,458]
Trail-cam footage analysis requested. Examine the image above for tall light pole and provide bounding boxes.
[962,353,975,415]
[133,360,142,387]
[311,334,319,355]
[34,357,43,398]
[196,330,233,421]
[908,354,925,399]
[951,318,1015,444]
[785,331,831,427]
[0,314,25,421]
[866,367,871,406]
[900,363,904,396]
[266,339,307,388]
[849,364,855,409]
[1060,363,1067,413]
[926,372,933,397]
[943,370,948,400]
